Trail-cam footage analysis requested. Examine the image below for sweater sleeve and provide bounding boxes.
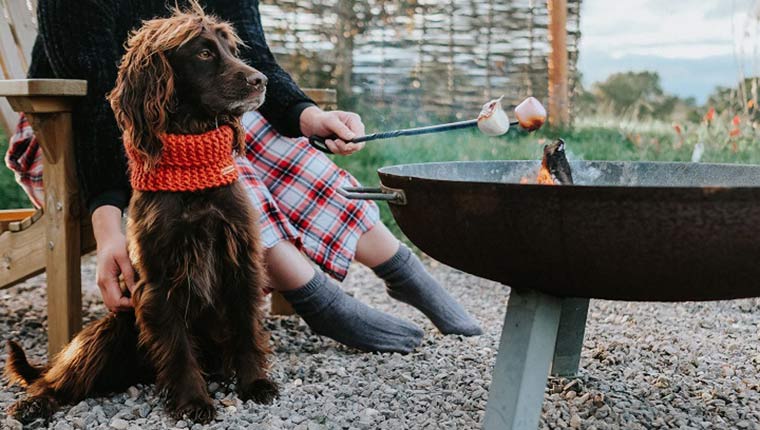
[207,0,316,137]
[35,0,131,214]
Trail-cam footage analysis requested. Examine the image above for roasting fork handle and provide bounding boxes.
[309,119,519,154]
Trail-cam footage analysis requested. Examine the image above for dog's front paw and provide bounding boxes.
[8,396,58,424]
[238,378,279,404]
[169,397,216,424]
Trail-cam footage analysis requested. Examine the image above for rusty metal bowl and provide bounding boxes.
[366,161,760,301]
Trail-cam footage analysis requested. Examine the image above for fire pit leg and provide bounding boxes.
[551,298,590,377]
[483,288,562,430]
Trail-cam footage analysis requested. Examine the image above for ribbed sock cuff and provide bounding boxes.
[371,243,411,279]
[280,270,327,306]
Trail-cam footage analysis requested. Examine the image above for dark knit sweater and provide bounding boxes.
[31,0,315,213]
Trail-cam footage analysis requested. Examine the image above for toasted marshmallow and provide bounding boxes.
[514,96,546,131]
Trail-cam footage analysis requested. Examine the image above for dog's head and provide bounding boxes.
[109,5,264,169]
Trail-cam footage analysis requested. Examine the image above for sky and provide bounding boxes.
[578,0,760,103]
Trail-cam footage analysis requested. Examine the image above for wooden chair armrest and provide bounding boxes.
[0,79,87,97]
[0,79,87,113]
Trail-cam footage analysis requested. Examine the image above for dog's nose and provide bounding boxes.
[245,72,267,90]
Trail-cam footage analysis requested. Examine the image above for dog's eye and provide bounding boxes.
[197,49,214,60]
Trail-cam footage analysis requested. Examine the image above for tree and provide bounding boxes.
[592,71,673,117]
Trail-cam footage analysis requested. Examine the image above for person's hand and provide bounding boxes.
[300,106,366,155]
[92,205,136,312]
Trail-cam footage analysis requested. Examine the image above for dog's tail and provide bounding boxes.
[4,340,45,386]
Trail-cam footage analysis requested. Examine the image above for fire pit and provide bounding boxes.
[341,159,760,430]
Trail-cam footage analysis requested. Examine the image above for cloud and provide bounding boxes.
[579,0,756,59]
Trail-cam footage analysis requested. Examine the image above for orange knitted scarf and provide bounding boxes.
[126,125,238,192]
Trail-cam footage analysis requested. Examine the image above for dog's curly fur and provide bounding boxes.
[5,5,276,424]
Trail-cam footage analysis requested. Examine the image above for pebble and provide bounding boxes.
[110,418,129,430]
[3,419,23,430]
[127,386,140,399]
[2,257,760,429]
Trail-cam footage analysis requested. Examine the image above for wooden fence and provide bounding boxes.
[261,0,582,120]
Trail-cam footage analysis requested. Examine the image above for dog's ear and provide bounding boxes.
[109,40,176,170]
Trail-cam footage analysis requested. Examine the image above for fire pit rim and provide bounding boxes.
[377,160,760,190]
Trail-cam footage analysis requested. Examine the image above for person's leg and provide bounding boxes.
[266,240,315,291]
[357,223,483,336]
[267,241,423,353]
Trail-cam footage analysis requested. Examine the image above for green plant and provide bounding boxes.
[0,130,33,209]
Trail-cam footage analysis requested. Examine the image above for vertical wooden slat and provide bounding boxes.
[547,0,570,127]
[0,2,24,133]
[5,0,37,63]
[26,109,82,357]
[0,91,16,133]
[0,4,26,79]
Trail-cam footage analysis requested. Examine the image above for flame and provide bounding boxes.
[536,164,555,185]
[520,161,556,185]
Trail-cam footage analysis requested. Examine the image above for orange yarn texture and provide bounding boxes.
[126,125,238,192]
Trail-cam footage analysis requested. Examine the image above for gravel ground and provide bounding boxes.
[2,254,760,429]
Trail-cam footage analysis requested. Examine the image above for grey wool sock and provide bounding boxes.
[281,270,424,354]
[373,244,483,336]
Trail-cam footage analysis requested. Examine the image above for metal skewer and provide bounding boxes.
[309,96,546,154]
[309,119,520,154]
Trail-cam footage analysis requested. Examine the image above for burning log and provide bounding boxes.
[522,138,574,185]
[539,139,573,185]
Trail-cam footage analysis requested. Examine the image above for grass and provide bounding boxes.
[0,130,33,210]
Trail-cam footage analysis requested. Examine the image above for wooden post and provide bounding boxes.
[483,288,562,430]
[547,0,570,127]
[2,80,87,357]
[19,104,83,357]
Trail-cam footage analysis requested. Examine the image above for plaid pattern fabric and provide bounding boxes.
[239,111,379,280]
[4,114,44,208]
[5,111,380,281]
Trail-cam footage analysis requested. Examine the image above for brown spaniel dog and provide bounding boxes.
[6,5,277,424]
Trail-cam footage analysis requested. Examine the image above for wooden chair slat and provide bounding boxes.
[0,1,29,134]
[0,7,26,80]
[0,79,88,96]
[5,0,37,63]
[0,97,16,134]
[0,208,36,222]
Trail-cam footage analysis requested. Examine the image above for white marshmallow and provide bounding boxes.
[477,96,510,136]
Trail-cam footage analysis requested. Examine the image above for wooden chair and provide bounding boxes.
[0,1,327,356]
